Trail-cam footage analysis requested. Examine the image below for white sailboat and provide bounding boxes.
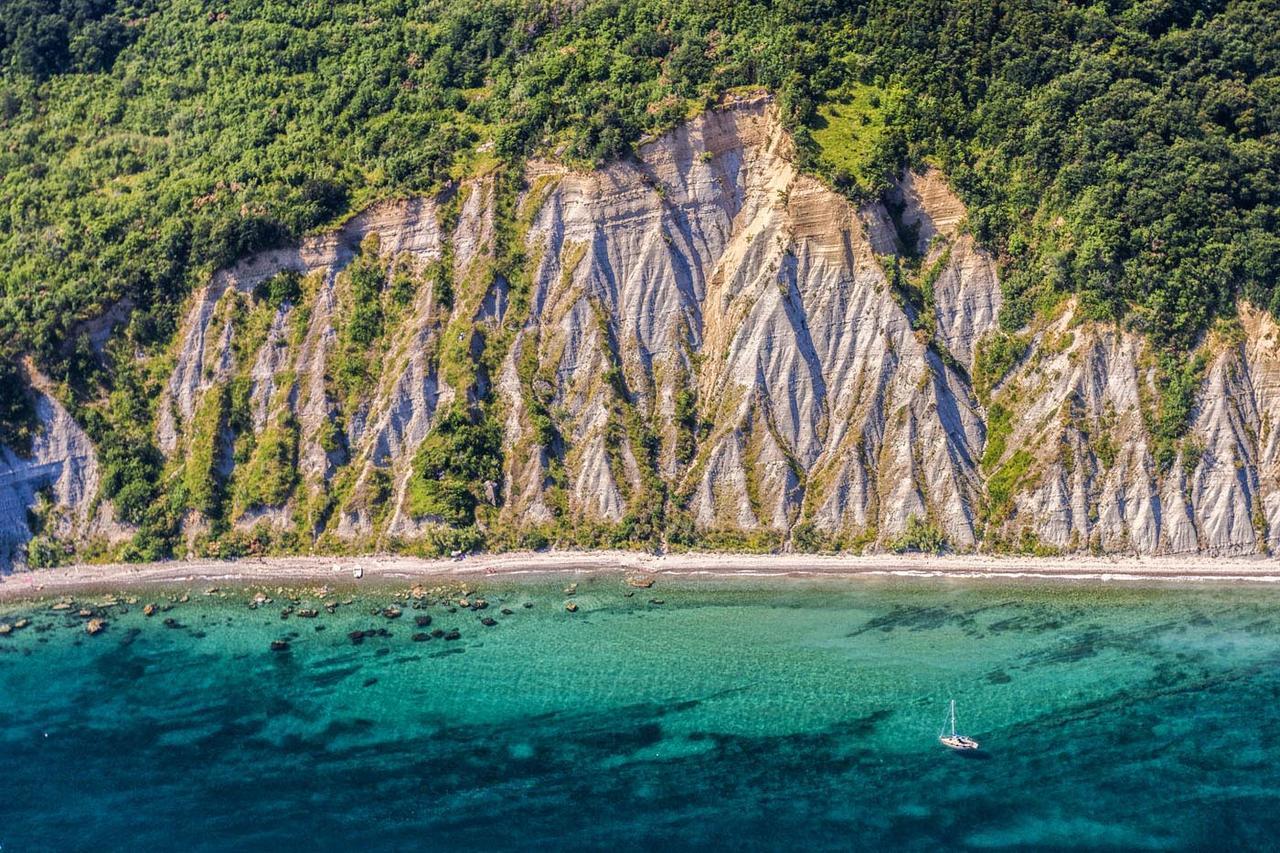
[939,699,979,750]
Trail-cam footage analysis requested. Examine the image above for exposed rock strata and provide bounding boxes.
[0,366,129,566]
[2,96,1278,565]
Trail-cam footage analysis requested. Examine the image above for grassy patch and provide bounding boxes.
[332,235,389,407]
[973,330,1027,404]
[183,383,230,518]
[984,449,1034,527]
[1143,352,1207,472]
[234,418,299,513]
[406,404,502,526]
[674,527,783,554]
[981,403,1012,472]
[811,83,894,196]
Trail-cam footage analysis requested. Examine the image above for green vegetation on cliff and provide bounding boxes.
[2,0,1278,558]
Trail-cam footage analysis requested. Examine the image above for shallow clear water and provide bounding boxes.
[2,575,1280,851]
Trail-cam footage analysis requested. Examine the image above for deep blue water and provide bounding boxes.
[2,576,1280,851]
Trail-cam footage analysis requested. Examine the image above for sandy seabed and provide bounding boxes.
[2,550,1280,601]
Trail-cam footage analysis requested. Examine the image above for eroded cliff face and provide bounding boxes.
[988,301,1280,556]
[150,188,491,552]
[504,102,998,550]
[0,366,129,565]
[2,95,1278,565]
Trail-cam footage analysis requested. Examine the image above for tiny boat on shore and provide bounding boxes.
[939,699,979,750]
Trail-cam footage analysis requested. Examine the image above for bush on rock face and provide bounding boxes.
[890,516,947,555]
[408,405,502,527]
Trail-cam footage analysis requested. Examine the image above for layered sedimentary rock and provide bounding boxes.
[992,301,1280,555]
[504,100,996,549]
[2,95,1278,565]
[0,367,128,565]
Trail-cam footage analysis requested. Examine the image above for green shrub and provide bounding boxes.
[235,419,299,511]
[889,515,946,554]
[407,404,502,526]
[183,384,230,518]
[792,520,844,553]
[973,331,1027,404]
[984,450,1034,527]
[674,386,698,464]
[1147,353,1207,471]
[254,270,303,310]
[981,403,1012,471]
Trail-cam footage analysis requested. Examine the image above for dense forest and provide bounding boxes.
[1,0,1277,558]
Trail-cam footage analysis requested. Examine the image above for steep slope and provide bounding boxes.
[2,96,1278,567]
[0,365,128,565]
[505,97,999,549]
[149,185,506,555]
[986,302,1280,556]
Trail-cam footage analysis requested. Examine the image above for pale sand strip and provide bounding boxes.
[2,551,1280,600]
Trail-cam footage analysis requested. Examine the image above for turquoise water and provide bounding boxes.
[2,575,1280,850]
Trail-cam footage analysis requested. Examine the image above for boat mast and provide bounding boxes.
[950,699,957,737]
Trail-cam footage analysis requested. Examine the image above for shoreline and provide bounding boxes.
[3,551,1280,601]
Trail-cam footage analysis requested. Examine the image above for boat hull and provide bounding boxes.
[940,735,980,750]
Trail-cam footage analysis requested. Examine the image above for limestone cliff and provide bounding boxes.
[2,95,1277,565]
